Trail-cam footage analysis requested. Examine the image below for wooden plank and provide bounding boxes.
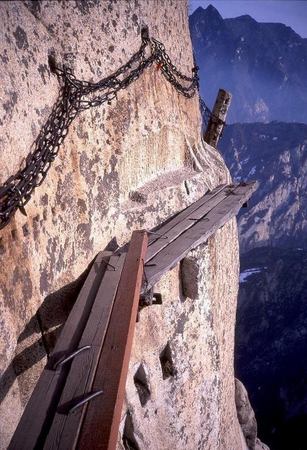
[77,230,148,450]
[147,184,226,249]
[146,186,229,261]
[44,254,126,450]
[9,251,111,450]
[144,182,257,289]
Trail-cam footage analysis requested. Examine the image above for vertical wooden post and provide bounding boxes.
[204,89,232,148]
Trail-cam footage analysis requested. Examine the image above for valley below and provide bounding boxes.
[236,247,307,449]
[219,121,307,449]
[190,4,307,448]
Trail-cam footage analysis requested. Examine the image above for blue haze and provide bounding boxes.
[189,0,307,38]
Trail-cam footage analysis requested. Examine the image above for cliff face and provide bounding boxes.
[219,123,307,448]
[236,247,307,450]
[0,1,243,448]
[189,5,307,123]
[120,228,242,450]
[219,122,307,252]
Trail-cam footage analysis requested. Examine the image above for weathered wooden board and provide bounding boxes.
[144,182,257,289]
[77,230,148,450]
[8,251,111,450]
[147,184,226,249]
[44,254,126,450]
[204,89,232,147]
[146,185,229,261]
[10,179,257,449]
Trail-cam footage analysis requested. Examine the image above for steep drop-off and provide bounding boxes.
[219,121,307,449]
[219,122,307,252]
[189,5,307,123]
[0,1,249,449]
[189,5,306,450]
[237,247,307,450]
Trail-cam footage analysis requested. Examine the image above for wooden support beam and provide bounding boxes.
[9,252,112,450]
[44,254,126,449]
[10,179,258,449]
[204,88,232,148]
[77,230,148,450]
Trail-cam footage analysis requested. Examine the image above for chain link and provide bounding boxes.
[0,27,213,230]
[200,98,212,132]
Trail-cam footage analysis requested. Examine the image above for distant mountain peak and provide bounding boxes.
[206,4,220,14]
[191,4,223,22]
[189,7,307,123]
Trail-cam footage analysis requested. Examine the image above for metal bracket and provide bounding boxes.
[139,288,162,308]
[147,230,168,239]
[101,259,117,271]
[57,390,103,415]
[53,345,91,370]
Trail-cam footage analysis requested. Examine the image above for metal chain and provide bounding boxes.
[0,27,210,230]
[200,98,212,132]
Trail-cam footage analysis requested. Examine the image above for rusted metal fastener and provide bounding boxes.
[53,345,91,370]
[146,230,168,239]
[69,391,103,414]
[101,259,117,271]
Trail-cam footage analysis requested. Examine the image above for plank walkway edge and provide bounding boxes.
[8,251,112,450]
[144,181,257,289]
[146,184,227,251]
[77,230,148,450]
[146,185,229,261]
[9,180,257,450]
[44,254,127,450]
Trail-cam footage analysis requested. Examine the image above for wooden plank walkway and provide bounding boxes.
[77,230,147,450]
[144,182,257,289]
[44,254,126,449]
[9,181,257,450]
[146,184,227,260]
[9,251,113,450]
[9,232,147,450]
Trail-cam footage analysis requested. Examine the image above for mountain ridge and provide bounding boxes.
[189,5,307,123]
[219,121,307,251]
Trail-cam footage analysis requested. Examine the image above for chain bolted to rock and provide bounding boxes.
[0,26,215,230]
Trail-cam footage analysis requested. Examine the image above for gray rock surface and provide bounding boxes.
[235,378,269,450]
[219,122,307,252]
[0,1,247,448]
[235,378,258,449]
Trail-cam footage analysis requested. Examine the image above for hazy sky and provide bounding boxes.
[189,0,307,38]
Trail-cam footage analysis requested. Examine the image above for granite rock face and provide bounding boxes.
[219,122,307,252]
[119,229,242,450]
[0,1,243,448]
[236,247,307,450]
[235,378,258,449]
[235,379,270,450]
